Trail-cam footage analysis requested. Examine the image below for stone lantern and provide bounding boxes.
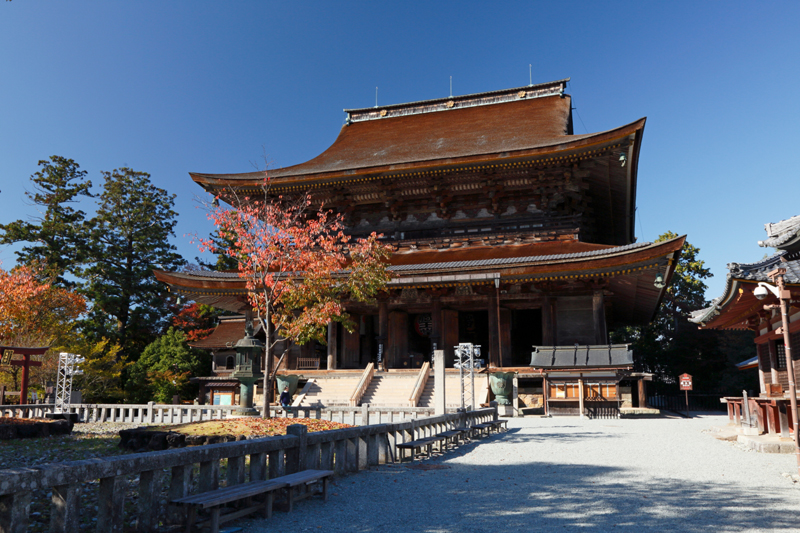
[230,321,264,416]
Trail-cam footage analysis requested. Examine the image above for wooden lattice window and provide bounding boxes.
[776,342,787,370]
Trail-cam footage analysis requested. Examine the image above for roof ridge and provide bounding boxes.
[727,250,787,272]
[345,79,570,123]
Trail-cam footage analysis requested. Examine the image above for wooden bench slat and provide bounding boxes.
[173,479,287,508]
[277,469,333,487]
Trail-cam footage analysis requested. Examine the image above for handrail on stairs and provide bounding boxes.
[292,378,316,407]
[349,363,375,406]
[408,361,431,407]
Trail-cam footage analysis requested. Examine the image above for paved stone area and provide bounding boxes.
[240,414,799,532]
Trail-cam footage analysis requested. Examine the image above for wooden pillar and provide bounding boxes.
[488,291,500,367]
[638,377,647,408]
[768,341,780,388]
[593,290,608,345]
[442,310,459,367]
[542,375,549,416]
[431,297,442,354]
[327,321,338,370]
[198,382,207,405]
[343,313,361,369]
[542,294,554,346]
[578,377,585,419]
[500,308,512,367]
[377,299,388,369]
[387,310,408,369]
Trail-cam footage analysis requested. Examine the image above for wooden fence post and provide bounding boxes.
[286,424,308,475]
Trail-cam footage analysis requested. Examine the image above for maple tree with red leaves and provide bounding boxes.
[0,263,86,390]
[0,263,85,346]
[171,302,219,342]
[200,177,392,417]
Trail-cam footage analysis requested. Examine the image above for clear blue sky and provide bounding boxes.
[1,1,798,301]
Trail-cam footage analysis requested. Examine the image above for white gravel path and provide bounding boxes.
[239,414,800,533]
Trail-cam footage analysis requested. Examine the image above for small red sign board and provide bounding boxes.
[679,373,693,391]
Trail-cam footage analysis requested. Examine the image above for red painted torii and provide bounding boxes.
[0,345,48,405]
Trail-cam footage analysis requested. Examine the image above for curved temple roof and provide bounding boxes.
[190,80,645,191]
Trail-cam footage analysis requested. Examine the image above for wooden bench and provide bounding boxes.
[471,419,507,438]
[396,436,445,462]
[172,479,287,533]
[172,469,333,533]
[439,429,468,449]
[280,469,333,512]
[491,419,509,432]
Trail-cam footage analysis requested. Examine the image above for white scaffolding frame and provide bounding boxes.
[55,352,84,413]
[454,343,480,411]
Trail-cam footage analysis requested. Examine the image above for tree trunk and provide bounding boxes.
[261,306,272,419]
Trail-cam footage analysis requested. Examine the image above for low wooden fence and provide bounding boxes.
[0,403,441,426]
[0,407,497,532]
[648,394,726,413]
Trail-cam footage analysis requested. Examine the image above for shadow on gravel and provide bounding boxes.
[321,431,794,533]
[418,463,798,532]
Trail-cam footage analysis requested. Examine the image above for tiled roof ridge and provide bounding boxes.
[344,79,570,120]
[759,214,800,249]
[727,250,787,273]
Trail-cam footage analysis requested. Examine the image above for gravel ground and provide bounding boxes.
[238,414,800,533]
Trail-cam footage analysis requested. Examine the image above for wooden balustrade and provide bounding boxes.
[349,363,375,407]
[0,407,497,532]
[1,402,459,426]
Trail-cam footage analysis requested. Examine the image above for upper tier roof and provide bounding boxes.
[191,80,645,190]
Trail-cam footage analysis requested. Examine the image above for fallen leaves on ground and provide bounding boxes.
[147,417,353,438]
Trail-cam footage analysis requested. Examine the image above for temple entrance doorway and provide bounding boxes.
[406,313,432,368]
[511,309,543,366]
[458,311,489,360]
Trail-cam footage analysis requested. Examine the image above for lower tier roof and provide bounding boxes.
[155,235,684,326]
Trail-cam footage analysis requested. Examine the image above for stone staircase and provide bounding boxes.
[417,373,490,408]
[358,372,418,407]
[297,376,361,407]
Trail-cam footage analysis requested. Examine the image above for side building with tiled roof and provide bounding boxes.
[690,216,800,436]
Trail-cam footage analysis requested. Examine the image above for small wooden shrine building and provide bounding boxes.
[188,315,266,406]
[690,215,800,435]
[156,79,683,413]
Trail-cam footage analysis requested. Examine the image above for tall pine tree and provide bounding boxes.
[0,156,92,286]
[81,168,185,361]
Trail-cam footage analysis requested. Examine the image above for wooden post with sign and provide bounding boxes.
[679,373,693,418]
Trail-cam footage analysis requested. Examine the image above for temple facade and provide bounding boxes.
[156,80,683,413]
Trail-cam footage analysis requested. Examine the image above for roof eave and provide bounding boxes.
[189,118,647,191]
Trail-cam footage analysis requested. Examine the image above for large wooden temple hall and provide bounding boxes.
[156,79,684,413]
